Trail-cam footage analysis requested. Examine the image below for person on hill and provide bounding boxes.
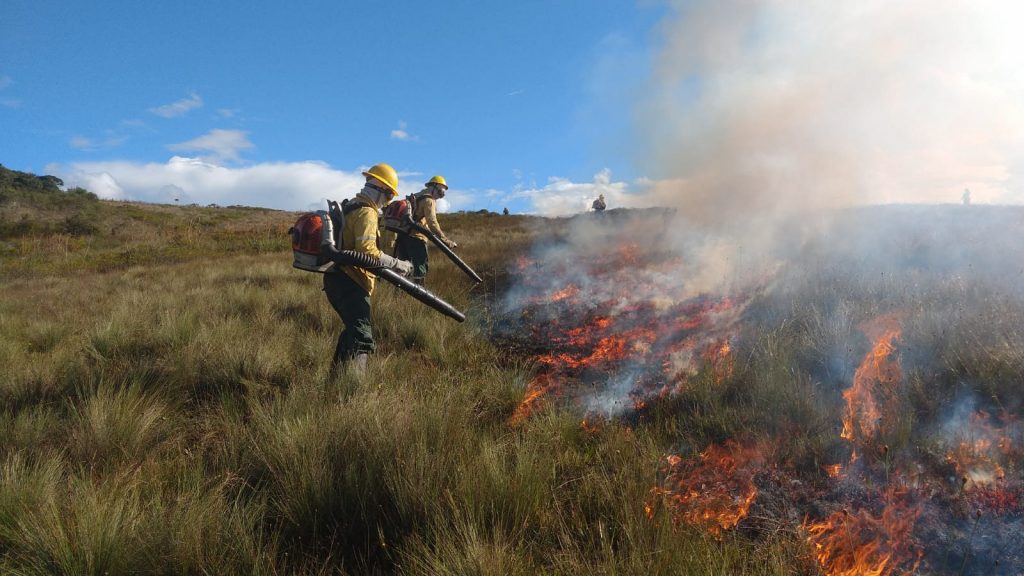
[393,175,457,285]
[325,163,412,375]
[592,194,607,212]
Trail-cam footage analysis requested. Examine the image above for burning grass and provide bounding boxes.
[499,206,1024,574]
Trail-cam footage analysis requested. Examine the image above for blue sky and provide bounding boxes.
[1,0,665,213]
[4,2,1023,215]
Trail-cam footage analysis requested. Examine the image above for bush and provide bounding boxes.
[62,213,99,236]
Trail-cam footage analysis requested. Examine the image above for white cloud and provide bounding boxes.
[52,157,368,211]
[507,169,638,216]
[69,136,96,150]
[69,131,129,151]
[149,92,203,118]
[390,120,416,141]
[48,155,663,216]
[168,129,253,164]
[217,108,239,118]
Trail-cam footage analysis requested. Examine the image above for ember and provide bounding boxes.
[647,441,763,536]
[945,410,1021,490]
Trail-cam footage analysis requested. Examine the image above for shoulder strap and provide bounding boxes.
[342,198,369,215]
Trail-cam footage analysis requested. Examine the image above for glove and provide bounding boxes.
[393,259,413,276]
[379,253,413,276]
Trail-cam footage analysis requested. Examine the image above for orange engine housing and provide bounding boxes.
[289,211,336,272]
[291,212,325,255]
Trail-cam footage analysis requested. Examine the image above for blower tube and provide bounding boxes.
[405,219,484,284]
[322,246,466,323]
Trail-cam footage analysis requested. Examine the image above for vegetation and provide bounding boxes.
[3,167,1023,574]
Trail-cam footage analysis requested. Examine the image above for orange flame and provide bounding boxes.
[646,441,762,536]
[804,488,923,576]
[945,410,1020,489]
[707,339,734,384]
[841,313,904,447]
[551,284,580,302]
[510,374,554,425]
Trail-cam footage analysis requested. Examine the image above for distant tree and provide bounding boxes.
[39,175,64,191]
[67,187,98,200]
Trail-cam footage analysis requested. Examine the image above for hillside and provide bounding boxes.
[4,167,1024,574]
[0,164,532,280]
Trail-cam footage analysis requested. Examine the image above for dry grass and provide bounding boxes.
[9,194,1020,573]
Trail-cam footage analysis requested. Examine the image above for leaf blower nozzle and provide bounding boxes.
[322,246,466,323]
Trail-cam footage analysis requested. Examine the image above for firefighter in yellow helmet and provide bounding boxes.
[394,175,457,285]
[324,163,412,375]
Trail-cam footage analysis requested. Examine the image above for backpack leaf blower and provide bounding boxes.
[382,197,483,284]
[289,203,466,322]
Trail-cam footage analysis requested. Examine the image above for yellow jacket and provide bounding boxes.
[410,192,450,244]
[340,192,383,294]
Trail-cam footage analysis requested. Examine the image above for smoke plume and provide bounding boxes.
[633,0,1024,229]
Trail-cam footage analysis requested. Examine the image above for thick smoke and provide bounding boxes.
[633,0,1024,230]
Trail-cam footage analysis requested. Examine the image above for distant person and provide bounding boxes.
[325,163,411,375]
[503,207,510,215]
[592,194,607,212]
[962,188,971,206]
[394,175,457,285]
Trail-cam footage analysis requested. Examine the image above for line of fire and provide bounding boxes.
[493,207,1024,575]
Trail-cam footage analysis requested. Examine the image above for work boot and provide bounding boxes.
[353,353,369,375]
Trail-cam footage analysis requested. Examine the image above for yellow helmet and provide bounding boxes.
[426,175,448,189]
[362,163,399,195]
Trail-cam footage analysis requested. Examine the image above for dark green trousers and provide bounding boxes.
[396,234,429,284]
[323,271,374,365]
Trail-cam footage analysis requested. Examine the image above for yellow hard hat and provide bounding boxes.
[362,163,399,195]
[426,175,448,189]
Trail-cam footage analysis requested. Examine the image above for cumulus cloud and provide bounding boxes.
[51,157,367,211]
[390,120,416,141]
[149,92,203,118]
[634,0,1024,229]
[168,129,253,164]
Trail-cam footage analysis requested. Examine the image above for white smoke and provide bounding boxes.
[632,0,1024,227]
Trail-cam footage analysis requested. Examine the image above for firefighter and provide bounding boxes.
[395,175,457,285]
[592,194,607,212]
[325,163,412,375]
